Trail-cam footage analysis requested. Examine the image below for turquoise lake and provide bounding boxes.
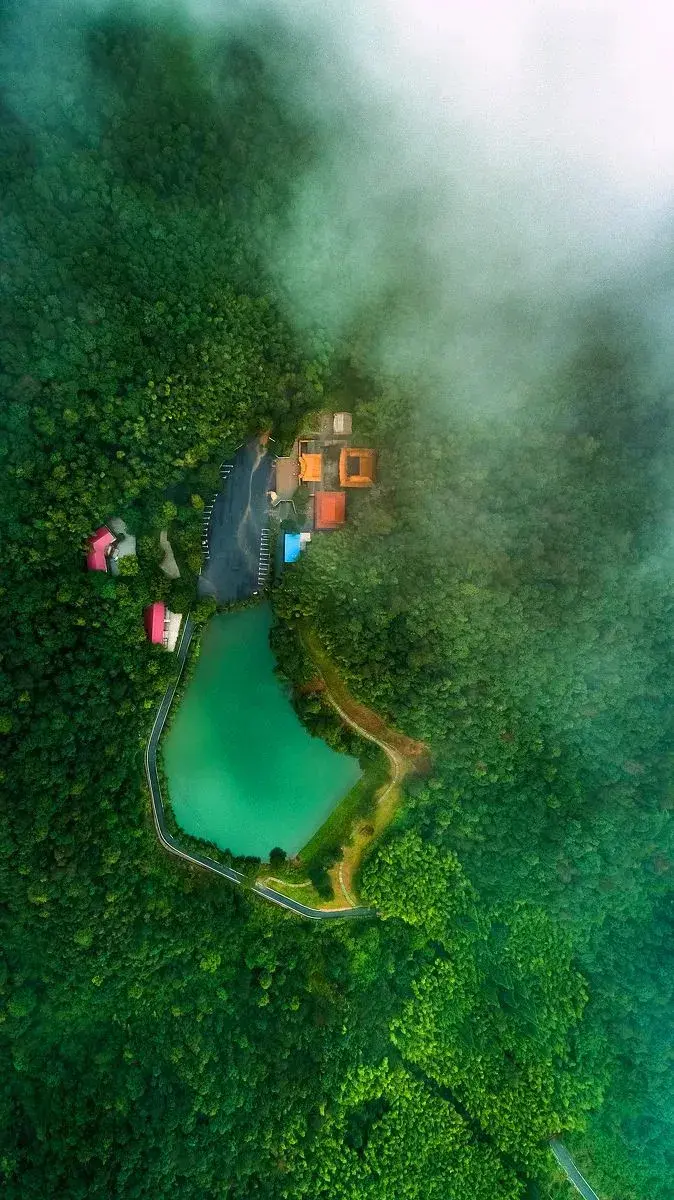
[163,606,361,858]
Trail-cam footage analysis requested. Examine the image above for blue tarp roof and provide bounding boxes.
[284,533,301,563]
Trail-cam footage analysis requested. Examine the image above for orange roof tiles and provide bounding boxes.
[338,447,377,488]
[314,491,346,530]
[299,452,323,483]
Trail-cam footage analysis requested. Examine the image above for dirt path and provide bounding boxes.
[331,756,404,905]
[300,628,429,906]
[259,876,312,889]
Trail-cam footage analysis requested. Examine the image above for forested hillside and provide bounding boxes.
[1,4,671,1199]
[275,345,674,1196]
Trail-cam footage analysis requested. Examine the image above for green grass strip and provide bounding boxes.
[299,753,389,869]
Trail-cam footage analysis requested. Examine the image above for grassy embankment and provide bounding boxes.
[155,589,427,911]
[298,626,429,905]
[257,755,390,909]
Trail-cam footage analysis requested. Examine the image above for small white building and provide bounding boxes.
[333,412,352,436]
[164,610,183,653]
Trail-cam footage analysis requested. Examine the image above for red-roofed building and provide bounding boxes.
[86,526,116,572]
[86,548,108,571]
[314,491,346,531]
[144,602,166,645]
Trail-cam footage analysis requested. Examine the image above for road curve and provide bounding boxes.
[145,624,603,1197]
[298,645,606,1198]
[144,615,374,921]
[319,687,405,907]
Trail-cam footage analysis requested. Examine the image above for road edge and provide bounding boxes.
[144,613,376,921]
[144,621,603,1197]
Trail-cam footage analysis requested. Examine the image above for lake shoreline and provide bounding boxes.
[163,604,362,861]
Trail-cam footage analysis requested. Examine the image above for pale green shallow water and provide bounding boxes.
[163,606,361,858]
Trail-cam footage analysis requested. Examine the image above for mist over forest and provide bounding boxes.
[0,2,672,1198]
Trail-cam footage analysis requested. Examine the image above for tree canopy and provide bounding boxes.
[1,5,671,1200]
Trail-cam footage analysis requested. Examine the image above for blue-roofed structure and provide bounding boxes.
[283,533,302,563]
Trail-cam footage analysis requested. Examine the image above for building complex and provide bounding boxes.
[273,412,377,558]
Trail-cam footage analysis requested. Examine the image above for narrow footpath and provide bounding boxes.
[145,618,374,921]
[299,626,429,905]
[145,623,603,1200]
[144,442,603,1200]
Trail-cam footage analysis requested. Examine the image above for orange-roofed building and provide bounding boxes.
[314,491,346,530]
[338,447,377,488]
[299,451,323,483]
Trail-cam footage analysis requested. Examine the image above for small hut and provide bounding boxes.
[86,526,116,571]
[144,602,166,645]
[274,457,299,501]
[298,451,323,483]
[283,533,302,563]
[333,412,352,436]
[144,602,182,652]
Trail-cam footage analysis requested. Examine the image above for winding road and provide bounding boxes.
[144,604,374,920]
[299,643,411,905]
[144,443,603,1200]
[144,619,602,1199]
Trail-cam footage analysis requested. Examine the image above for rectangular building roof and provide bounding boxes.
[164,611,183,653]
[89,526,116,552]
[144,602,166,645]
[339,447,377,488]
[86,525,116,570]
[284,533,302,563]
[314,490,346,530]
[274,457,299,501]
[299,452,323,483]
[333,411,352,435]
[87,549,108,571]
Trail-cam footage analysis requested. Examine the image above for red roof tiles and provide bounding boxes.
[86,526,116,571]
[314,491,346,530]
[144,602,166,645]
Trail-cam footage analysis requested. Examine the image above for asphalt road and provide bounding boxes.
[145,617,244,889]
[198,440,273,603]
[145,607,373,920]
[549,1140,602,1200]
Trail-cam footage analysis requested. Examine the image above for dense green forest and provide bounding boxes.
[1,4,671,1199]
[275,346,674,1196]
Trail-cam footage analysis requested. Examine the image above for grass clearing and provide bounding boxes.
[296,624,430,906]
[337,771,403,904]
[299,753,389,870]
[253,873,363,912]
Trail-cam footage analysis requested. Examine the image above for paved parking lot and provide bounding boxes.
[198,440,273,603]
